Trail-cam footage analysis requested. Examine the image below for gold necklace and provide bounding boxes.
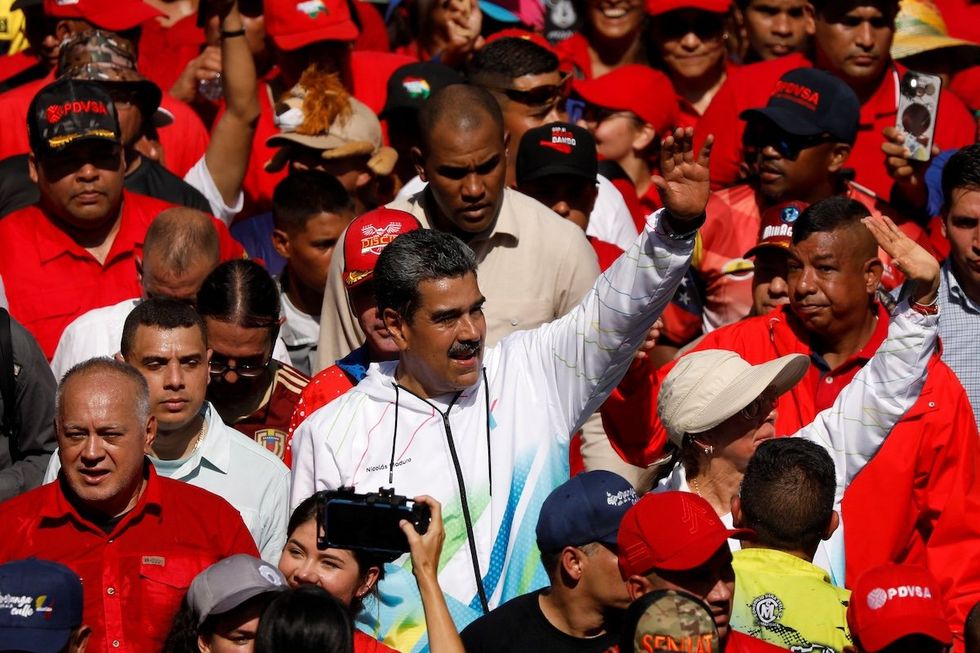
[191,418,209,454]
[690,477,701,496]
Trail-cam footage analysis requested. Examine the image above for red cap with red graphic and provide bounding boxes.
[43,0,164,31]
[343,208,422,288]
[617,492,753,578]
[264,0,360,51]
[847,564,952,652]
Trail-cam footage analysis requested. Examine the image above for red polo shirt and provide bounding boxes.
[695,54,976,200]
[0,191,245,359]
[0,464,258,653]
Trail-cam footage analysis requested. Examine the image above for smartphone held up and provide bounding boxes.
[897,70,942,162]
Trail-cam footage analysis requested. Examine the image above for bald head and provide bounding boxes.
[141,208,221,302]
[418,85,504,154]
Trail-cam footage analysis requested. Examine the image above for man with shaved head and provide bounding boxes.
[51,207,222,380]
[317,84,599,366]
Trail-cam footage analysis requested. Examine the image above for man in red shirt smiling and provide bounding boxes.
[0,358,257,652]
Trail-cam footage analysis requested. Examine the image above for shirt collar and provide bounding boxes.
[34,191,142,265]
[735,547,831,582]
[150,403,232,476]
[417,187,521,243]
[44,462,164,532]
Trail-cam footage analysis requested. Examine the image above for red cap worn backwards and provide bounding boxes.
[847,564,952,652]
[43,0,164,31]
[343,208,421,288]
[617,492,753,578]
[264,0,360,51]
[572,65,678,135]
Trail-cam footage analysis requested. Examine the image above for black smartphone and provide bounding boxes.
[315,487,431,561]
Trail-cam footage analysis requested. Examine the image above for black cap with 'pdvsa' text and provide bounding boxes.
[27,77,121,156]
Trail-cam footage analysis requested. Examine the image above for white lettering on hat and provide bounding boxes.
[606,488,638,507]
[0,594,53,618]
[56,0,80,5]
[868,586,933,610]
[761,224,793,241]
[359,222,404,255]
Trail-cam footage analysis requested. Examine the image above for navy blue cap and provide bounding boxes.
[740,67,860,145]
[0,559,84,653]
[536,470,638,553]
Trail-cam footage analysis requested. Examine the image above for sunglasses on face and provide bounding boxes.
[482,73,572,108]
[747,122,833,159]
[657,12,726,40]
[208,355,271,378]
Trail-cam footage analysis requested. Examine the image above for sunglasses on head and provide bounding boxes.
[657,12,726,40]
[748,122,833,159]
[579,103,639,125]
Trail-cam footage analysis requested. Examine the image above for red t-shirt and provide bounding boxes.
[0,464,258,653]
[555,33,593,78]
[138,13,207,107]
[355,629,402,653]
[0,73,209,178]
[0,191,244,358]
[230,361,310,463]
[695,54,976,200]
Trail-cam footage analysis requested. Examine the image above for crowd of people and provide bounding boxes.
[0,0,978,651]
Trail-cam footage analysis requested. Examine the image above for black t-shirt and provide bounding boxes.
[0,153,212,218]
[460,590,619,653]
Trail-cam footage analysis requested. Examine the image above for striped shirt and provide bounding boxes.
[937,260,980,422]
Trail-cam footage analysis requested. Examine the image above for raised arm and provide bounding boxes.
[795,214,941,503]
[509,129,711,436]
[400,496,466,653]
[201,0,259,215]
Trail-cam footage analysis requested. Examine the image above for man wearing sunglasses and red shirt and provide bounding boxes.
[640,67,935,351]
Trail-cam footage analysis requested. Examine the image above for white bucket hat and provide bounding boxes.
[658,350,810,448]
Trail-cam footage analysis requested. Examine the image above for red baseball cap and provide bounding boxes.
[265,0,359,51]
[646,0,730,15]
[484,28,556,54]
[343,208,421,288]
[44,0,164,31]
[744,201,807,258]
[847,564,952,652]
[573,65,678,134]
[617,492,753,578]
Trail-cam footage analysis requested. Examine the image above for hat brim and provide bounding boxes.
[10,0,42,9]
[479,0,522,22]
[892,37,980,61]
[269,22,360,51]
[744,240,791,259]
[200,585,286,627]
[520,163,596,184]
[368,146,398,176]
[82,4,165,31]
[857,616,952,652]
[686,353,809,436]
[0,626,72,653]
[740,107,824,138]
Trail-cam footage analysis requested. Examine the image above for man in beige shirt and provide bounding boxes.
[318,84,599,362]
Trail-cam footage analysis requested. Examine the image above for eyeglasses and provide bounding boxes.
[208,355,271,378]
[656,12,726,40]
[747,122,834,160]
[740,389,778,421]
[579,103,639,125]
[481,73,571,109]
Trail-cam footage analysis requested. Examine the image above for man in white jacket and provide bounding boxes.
[289,132,937,652]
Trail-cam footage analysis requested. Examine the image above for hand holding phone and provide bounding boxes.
[896,70,942,163]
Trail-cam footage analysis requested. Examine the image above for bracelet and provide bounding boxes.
[221,27,247,38]
[911,298,939,315]
[660,210,705,241]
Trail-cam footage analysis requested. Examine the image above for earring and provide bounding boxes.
[703,445,714,455]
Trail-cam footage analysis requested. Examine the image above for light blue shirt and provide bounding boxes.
[45,403,290,563]
[937,260,980,423]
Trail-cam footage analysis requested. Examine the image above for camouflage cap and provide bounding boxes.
[56,30,167,126]
[621,590,721,653]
